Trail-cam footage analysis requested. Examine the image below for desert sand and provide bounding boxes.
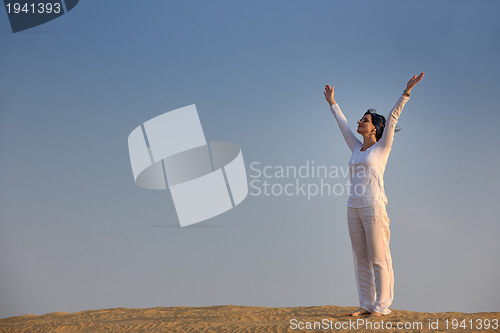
[0,305,498,332]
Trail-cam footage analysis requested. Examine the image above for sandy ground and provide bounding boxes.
[0,305,498,332]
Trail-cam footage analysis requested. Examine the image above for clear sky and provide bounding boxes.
[1,0,499,318]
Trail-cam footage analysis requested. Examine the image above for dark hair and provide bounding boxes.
[364,109,384,141]
[364,109,401,141]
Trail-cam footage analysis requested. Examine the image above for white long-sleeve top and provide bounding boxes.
[330,95,410,207]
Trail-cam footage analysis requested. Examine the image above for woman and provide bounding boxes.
[323,73,424,318]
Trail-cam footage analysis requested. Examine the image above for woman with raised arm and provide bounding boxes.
[323,73,424,318]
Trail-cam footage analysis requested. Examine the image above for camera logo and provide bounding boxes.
[3,0,79,33]
[128,105,248,227]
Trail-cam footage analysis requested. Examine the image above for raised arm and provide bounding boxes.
[378,95,409,152]
[324,84,361,152]
[378,73,424,152]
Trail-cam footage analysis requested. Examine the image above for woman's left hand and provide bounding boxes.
[405,72,424,94]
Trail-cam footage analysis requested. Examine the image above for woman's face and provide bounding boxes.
[357,114,376,137]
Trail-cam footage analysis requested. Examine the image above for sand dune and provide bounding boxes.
[0,305,498,332]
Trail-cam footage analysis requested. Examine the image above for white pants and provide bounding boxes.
[347,200,394,314]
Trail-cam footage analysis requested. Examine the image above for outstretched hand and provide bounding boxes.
[324,84,336,106]
[406,72,424,93]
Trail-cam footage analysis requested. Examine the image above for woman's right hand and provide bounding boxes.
[405,72,424,94]
[324,84,336,106]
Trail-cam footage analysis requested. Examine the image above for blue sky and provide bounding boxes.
[1,0,499,318]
